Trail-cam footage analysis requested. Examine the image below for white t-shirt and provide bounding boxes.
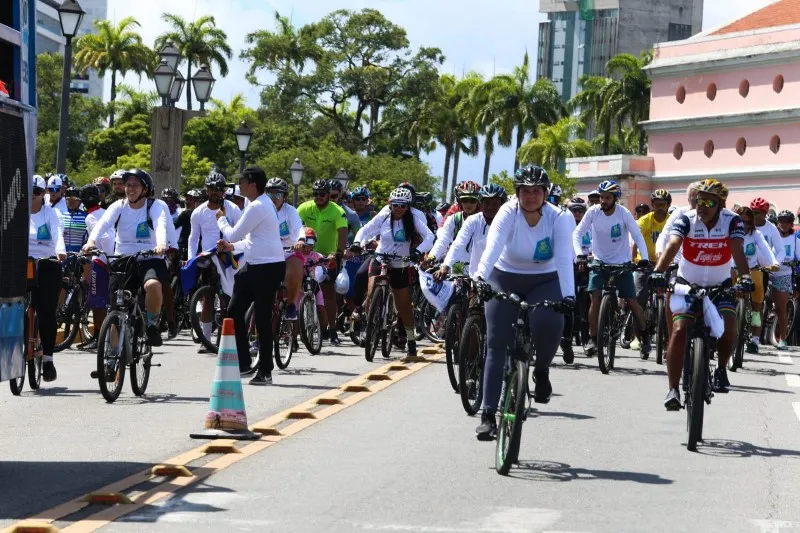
[155,199,179,250]
[574,204,648,263]
[475,200,575,298]
[84,206,115,259]
[740,229,777,270]
[28,205,66,259]
[89,199,169,255]
[755,220,785,266]
[443,212,489,275]
[777,231,800,277]
[429,211,474,264]
[354,209,434,267]
[217,193,284,265]
[434,211,444,227]
[274,201,304,248]
[188,200,242,260]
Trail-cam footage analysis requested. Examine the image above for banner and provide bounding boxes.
[417,268,455,313]
[0,106,29,299]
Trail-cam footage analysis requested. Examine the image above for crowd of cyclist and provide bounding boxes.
[24,165,800,439]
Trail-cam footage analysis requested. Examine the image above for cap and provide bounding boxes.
[33,175,46,189]
[47,176,63,189]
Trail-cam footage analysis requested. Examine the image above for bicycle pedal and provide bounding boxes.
[90,370,99,379]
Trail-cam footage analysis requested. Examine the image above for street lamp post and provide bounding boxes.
[192,65,216,112]
[333,168,350,191]
[290,158,304,207]
[234,121,253,173]
[153,60,176,107]
[55,0,86,174]
[168,69,186,107]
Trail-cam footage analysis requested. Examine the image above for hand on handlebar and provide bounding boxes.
[649,272,668,289]
[560,296,576,313]
[216,239,234,253]
[433,264,450,282]
[738,274,755,293]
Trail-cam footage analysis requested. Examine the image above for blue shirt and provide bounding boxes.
[62,208,88,252]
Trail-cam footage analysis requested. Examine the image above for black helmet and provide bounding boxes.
[205,170,227,190]
[328,179,345,192]
[513,165,550,190]
[777,209,795,222]
[436,202,451,212]
[161,187,180,201]
[398,181,416,196]
[65,185,80,199]
[121,168,154,196]
[312,179,331,192]
[79,184,101,207]
[414,191,433,208]
[266,177,289,193]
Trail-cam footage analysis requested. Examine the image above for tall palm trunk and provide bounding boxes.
[514,125,525,172]
[109,70,117,127]
[638,129,647,155]
[185,59,192,110]
[602,118,611,155]
[482,151,491,185]
[452,145,461,188]
[442,142,452,200]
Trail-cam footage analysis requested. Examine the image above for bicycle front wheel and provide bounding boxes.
[730,299,747,371]
[299,293,322,355]
[97,312,127,403]
[458,314,484,416]
[496,358,528,475]
[274,311,295,369]
[686,337,706,451]
[53,286,82,352]
[444,303,464,392]
[655,298,666,366]
[190,286,224,354]
[380,291,397,359]
[364,286,386,362]
[9,309,30,396]
[130,318,151,397]
[596,294,617,374]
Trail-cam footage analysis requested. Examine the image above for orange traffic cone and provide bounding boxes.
[190,318,259,440]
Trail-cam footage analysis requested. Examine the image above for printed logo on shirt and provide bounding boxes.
[581,232,591,246]
[610,224,621,240]
[393,228,406,242]
[36,224,51,241]
[745,242,756,257]
[681,236,732,266]
[785,244,792,257]
[533,237,553,262]
[135,221,151,239]
[424,274,444,296]
[279,220,290,237]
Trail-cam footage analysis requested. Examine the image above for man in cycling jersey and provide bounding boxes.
[652,179,752,409]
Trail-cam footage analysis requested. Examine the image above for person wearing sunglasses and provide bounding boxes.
[351,186,375,225]
[45,174,69,220]
[328,180,361,244]
[652,178,752,409]
[264,178,304,320]
[62,186,88,253]
[772,210,800,350]
[426,181,481,272]
[29,175,68,382]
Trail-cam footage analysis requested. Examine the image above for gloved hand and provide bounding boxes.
[560,296,576,313]
[738,274,755,293]
[410,249,423,263]
[474,277,494,301]
[650,272,668,289]
[637,259,652,270]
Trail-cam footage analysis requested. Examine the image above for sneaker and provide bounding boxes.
[475,411,497,441]
[712,368,729,393]
[78,338,98,351]
[146,325,163,347]
[198,346,210,354]
[745,341,759,354]
[532,368,552,404]
[777,340,789,351]
[285,304,298,321]
[585,338,597,357]
[561,340,574,364]
[718,366,731,388]
[322,329,330,341]
[249,372,273,386]
[43,361,57,382]
[240,366,257,377]
[664,388,682,411]
[168,322,178,339]
[292,338,300,353]
[640,336,652,360]
[330,330,341,346]
[406,340,417,359]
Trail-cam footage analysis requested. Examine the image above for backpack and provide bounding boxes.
[114,198,155,232]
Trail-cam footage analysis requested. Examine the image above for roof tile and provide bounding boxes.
[711,0,800,35]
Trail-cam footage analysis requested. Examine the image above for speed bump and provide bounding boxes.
[7,521,60,533]
[367,374,392,381]
[286,411,316,420]
[402,356,428,363]
[82,493,133,505]
[200,442,240,454]
[151,465,193,478]
[315,397,343,405]
[389,365,410,371]
[420,347,440,355]
[250,426,281,436]
[342,384,371,392]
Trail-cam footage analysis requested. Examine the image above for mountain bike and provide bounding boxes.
[189,255,230,354]
[364,253,412,362]
[298,258,328,355]
[458,298,485,416]
[53,253,93,352]
[443,273,471,392]
[654,265,678,366]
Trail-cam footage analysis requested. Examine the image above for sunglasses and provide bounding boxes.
[267,191,284,199]
[696,198,718,208]
[47,187,61,193]
[208,185,227,192]
[313,191,328,197]
[33,187,44,196]
[391,203,408,209]
[460,198,478,204]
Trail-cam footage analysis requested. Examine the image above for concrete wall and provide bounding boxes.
[618,0,701,57]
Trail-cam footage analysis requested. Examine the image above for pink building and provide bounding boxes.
[568,0,800,213]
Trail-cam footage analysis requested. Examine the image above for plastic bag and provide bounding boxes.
[335,269,350,294]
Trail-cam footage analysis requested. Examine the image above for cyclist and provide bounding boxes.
[45,175,69,219]
[298,179,348,346]
[29,174,67,382]
[436,202,451,226]
[351,186,375,225]
[93,177,111,207]
[160,188,182,223]
[62,186,88,253]
[427,181,481,269]
[773,210,800,350]
[265,177,304,320]
[587,190,600,207]
[546,183,562,206]
[174,189,202,259]
[329,179,361,243]
[634,203,651,220]
[473,165,575,440]
[80,184,113,350]
[84,168,170,347]
[574,179,651,357]
[651,178,751,408]
[565,197,591,355]
[352,187,435,358]
[294,227,329,340]
[414,192,440,234]
[108,170,127,203]
[750,197,785,349]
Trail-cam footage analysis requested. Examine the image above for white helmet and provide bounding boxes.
[388,187,413,205]
[110,169,126,181]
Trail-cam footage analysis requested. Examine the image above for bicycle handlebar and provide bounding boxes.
[487,289,570,313]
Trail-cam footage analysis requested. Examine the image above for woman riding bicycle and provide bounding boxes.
[266,177,304,320]
[351,187,434,358]
[472,165,575,440]
[426,181,481,271]
[28,174,67,382]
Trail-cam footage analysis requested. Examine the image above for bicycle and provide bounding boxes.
[458,296,485,416]
[89,250,161,403]
[478,289,569,475]
[53,253,93,352]
[443,272,472,393]
[188,254,230,354]
[298,258,328,355]
[654,264,678,366]
[364,253,413,362]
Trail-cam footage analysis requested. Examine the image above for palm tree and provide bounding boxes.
[73,17,155,127]
[209,93,248,116]
[569,74,614,155]
[603,51,652,155]
[156,14,233,110]
[112,84,159,125]
[517,117,594,170]
[460,78,499,185]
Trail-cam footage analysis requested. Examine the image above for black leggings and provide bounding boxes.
[32,259,62,356]
[227,261,286,374]
[352,258,371,307]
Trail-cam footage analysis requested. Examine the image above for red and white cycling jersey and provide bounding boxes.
[670,208,744,286]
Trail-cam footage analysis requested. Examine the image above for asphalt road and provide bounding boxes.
[2,331,800,533]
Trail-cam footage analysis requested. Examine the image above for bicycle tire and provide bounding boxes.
[299,293,322,355]
[9,307,30,396]
[349,315,365,347]
[730,299,747,371]
[273,309,294,370]
[130,318,151,396]
[242,303,259,369]
[364,286,385,362]
[421,300,443,343]
[53,286,82,352]
[458,314,484,416]
[619,311,634,350]
[444,303,464,392]
[495,358,527,475]
[686,337,706,451]
[97,312,127,403]
[190,286,223,354]
[28,312,43,390]
[380,291,396,359]
[596,294,617,374]
[655,299,666,366]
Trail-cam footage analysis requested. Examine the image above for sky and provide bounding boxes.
[104,0,776,189]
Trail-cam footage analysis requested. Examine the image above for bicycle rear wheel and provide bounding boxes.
[9,308,29,396]
[130,317,151,396]
[274,310,295,369]
[54,286,82,352]
[299,293,322,355]
[596,294,617,374]
[97,312,127,403]
[190,286,224,354]
[458,314,484,416]
[496,358,527,475]
[730,299,747,371]
[444,303,464,392]
[686,337,706,451]
[28,313,42,390]
[364,286,386,362]
[619,310,634,350]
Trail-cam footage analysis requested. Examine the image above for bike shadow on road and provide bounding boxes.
[694,439,800,459]
[507,460,673,484]
[555,362,667,377]
[727,384,794,394]
[278,367,360,377]
[115,480,233,524]
[527,409,595,421]
[112,393,210,405]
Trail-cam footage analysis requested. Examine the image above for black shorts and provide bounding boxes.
[110,257,170,295]
[368,259,412,290]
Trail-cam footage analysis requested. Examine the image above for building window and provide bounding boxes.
[739,80,749,98]
[675,85,686,104]
[673,143,683,160]
[770,135,781,154]
[736,138,747,156]
[704,140,714,158]
[706,83,717,101]
[668,23,692,41]
[774,75,784,93]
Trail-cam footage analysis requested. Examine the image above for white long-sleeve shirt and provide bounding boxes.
[756,220,785,267]
[739,229,778,270]
[28,205,66,259]
[89,199,168,255]
[474,200,575,298]
[574,204,648,263]
[354,210,434,267]
[84,206,115,259]
[443,213,490,274]
[154,199,179,250]
[188,200,242,259]
[275,201,304,248]
[429,212,473,264]
[656,206,689,255]
[217,193,284,265]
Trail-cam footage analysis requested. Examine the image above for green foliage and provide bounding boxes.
[84,114,150,165]
[517,117,594,170]
[491,168,576,200]
[114,144,213,193]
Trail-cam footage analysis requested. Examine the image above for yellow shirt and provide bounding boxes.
[636,212,667,261]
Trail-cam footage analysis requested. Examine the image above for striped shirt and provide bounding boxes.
[62,208,88,252]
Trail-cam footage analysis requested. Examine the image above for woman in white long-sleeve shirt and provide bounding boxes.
[427,181,482,270]
[28,175,67,383]
[265,178,305,320]
[352,187,434,358]
[472,166,575,441]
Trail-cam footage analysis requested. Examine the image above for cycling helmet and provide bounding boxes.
[110,169,126,181]
[388,187,413,205]
[65,185,80,198]
[56,174,71,188]
[651,189,672,204]
[351,186,370,199]
[635,203,651,214]
[597,179,621,198]
[312,179,331,192]
[750,197,770,212]
[328,179,345,192]
[548,183,563,200]
[205,170,227,190]
[777,210,795,222]
[94,176,111,192]
[566,197,587,213]
[479,183,508,201]
[121,168,154,196]
[186,189,203,199]
[436,202,451,212]
[79,184,101,207]
[414,191,433,208]
[695,178,728,200]
[768,213,778,225]
[161,187,180,201]
[398,181,416,196]
[196,189,208,202]
[265,177,289,194]
[454,181,480,201]
[513,165,550,189]
[587,189,600,199]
